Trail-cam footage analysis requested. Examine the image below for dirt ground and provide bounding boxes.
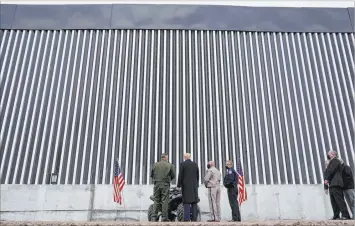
[1,220,355,226]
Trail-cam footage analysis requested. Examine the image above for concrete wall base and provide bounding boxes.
[0,185,334,221]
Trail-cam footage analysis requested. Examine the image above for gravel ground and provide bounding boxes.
[1,220,355,226]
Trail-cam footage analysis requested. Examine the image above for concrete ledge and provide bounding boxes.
[0,185,341,221]
[1,220,355,226]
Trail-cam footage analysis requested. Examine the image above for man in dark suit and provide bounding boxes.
[177,153,199,221]
[337,157,355,219]
[324,150,351,220]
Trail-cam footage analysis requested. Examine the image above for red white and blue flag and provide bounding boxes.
[113,159,125,205]
[236,159,247,206]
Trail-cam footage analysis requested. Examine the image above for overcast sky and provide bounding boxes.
[1,0,354,8]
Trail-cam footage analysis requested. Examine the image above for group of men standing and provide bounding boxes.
[324,150,355,220]
[149,150,355,222]
[150,153,241,222]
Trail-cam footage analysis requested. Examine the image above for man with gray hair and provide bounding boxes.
[177,153,200,221]
[204,161,221,222]
[324,150,351,220]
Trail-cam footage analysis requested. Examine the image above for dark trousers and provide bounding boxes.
[329,186,350,218]
[152,182,170,220]
[184,203,197,221]
[227,188,241,221]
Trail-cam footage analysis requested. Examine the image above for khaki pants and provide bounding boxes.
[207,186,221,221]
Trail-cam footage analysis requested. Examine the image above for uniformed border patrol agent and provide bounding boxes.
[223,160,241,222]
[204,160,221,222]
[150,153,176,221]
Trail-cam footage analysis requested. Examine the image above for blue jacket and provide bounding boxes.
[223,167,238,189]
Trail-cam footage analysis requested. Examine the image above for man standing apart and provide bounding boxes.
[223,160,241,222]
[177,153,199,221]
[150,153,176,221]
[324,150,350,220]
[339,158,355,219]
[204,161,221,222]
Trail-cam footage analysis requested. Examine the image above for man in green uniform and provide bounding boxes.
[150,153,176,221]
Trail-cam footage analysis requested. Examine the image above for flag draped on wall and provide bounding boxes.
[236,159,247,206]
[113,159,126,205]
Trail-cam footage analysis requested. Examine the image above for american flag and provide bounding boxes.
[236,158,247,206]
[113,159,126,205]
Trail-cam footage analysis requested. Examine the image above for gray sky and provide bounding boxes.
[1,0,354,8]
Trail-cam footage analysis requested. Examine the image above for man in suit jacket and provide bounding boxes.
[324,150,351,220]
[177,153,199,221]
[338,158,355,219]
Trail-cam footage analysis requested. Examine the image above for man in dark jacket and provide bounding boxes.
[324,151,350,220]
[338,158,355,219]
[223,160,241,222]
[177,153,199,221]
[150,153,176,221]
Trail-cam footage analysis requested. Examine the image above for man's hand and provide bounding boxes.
[324,190,329,195]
